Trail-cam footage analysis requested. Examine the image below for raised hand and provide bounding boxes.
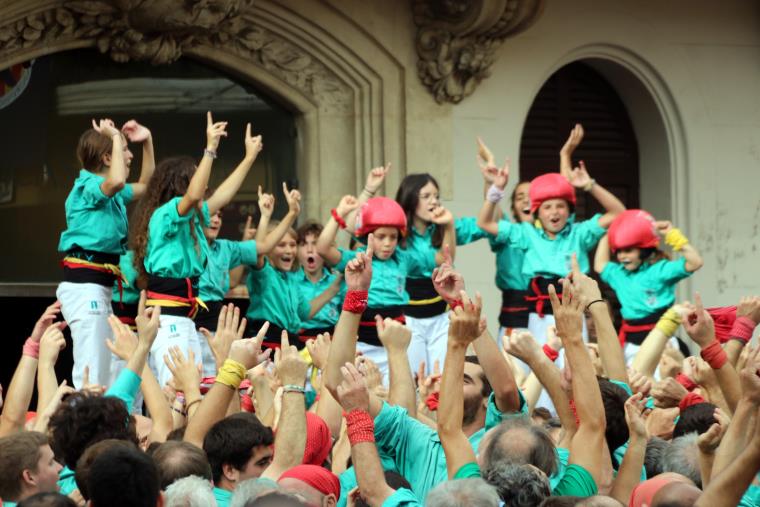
[80,366,105,395]
[205,111,228,152]
[697,407,729,454]
[568,254,602,306]
[504,329,541,365]
[242,215,257,241]
[448,290,482,347]
[30,301,66,343]
[431,244,464,303]
[683,293,716,348]
[477,137,498,183]
[344,237,373,291]
[493,162,509,191]
[274,332,308,386]
[624,392,648,440]
[417,360,442,400]
[628,369,653,397]
[651,377,688,408]
[135,291,161,351]
[737,296,760,325]
[336,195,359,218]
[568,161,592,189]
[655,220,673,236]
[257,186,275,219]
[430,205,454,226]
[199,303,247,369]
[560,124,584,157]
[244,123,263,159]
[365,163,391,194]
[740,346,760,405]
[305,333,332,371]
[121,120,151,143]
[549,280,584,343]
[38,325,66,366]
[106,315,138,361]
[546,325,563,352]
[283,182,301,216]
[356,356,383,392]
[164,346,201,394]
[91,118,120,138]
[336,362,370,412]
[375,316,412,354]
[228,322,271,370]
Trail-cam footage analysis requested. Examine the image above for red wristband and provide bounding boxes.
[449,299,464,311]
[331,208,347,229]
[729,316,756,344]
[675,372,698,392]
[346,409,375,445]
[343,290,368,314]
[542,344,559,362]
[700,340,728,370]
[22,337,40,359]
[678,391,706,412]
[425,392,439,411]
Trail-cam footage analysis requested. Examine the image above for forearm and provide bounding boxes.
[473,332,520,412]
[251,378,275,425]
[184,381,235,448]
[316,219,341,263]
[566,337,605,427]
[387,350,417,417]
[103,135,127,192]
[609,436,646,505]
[36,362,58,415]
[713,363,741,413]
[529,354,577,436]
[185,153,212,204]
[207,156,255,215]
[699,450,715,488]
[140,365,172,441]
[228,266,246,290]
[138,136,155,184]
[324,311,361,396]
[262,389,307,480]
[559,152,573,180]
[351,441,395,506]
[126,344,150,378]
[725,340,744,367]
[0,355,38,436]
[522,372,543,413]
[316,383,343,439]
[712,398,756,476]
[590,303,628,383]
[435,223,456,265]
[697,444,760,507]
[681,243,704,272]
[589,182,625,215]
[594,236,610,273]
[308,283,341,319]
[476,201,499,235]
[258,211,298,253]
[632,310,681,377]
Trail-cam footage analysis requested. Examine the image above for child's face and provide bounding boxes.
[270,232,297,271]
[537,199,570,234]
[616,247,643,271]
[414,181,440,222]
[512,182,532,223]
[297,232,324,275]
[370,227,399,260]
[203,211,222,242]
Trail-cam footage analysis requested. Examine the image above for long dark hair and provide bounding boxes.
[395,173,443,247]
[130,156,200,287]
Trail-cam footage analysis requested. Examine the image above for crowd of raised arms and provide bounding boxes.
[4,113,760,507]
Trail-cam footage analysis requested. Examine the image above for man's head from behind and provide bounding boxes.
[87,445,162,507]
[481,417,558,477]
[277,465,340,507]
[0,431,62,503]
[152,440,212,490]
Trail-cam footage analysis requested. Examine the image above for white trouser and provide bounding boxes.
[148,315,202,388]
[357,341,389,386]
[406,313,450,376]
[57,282,113,389]
[197,329,218,377]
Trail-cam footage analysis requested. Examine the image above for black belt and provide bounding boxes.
[246,319,303,350]
[146,274,203,318]
[404,278,447,318]
[499,289,530,328]
[358,306,405,347]
[619,310,666,346]
[525,277,563,317]
[62,248,121,287]
[299,326,335,340]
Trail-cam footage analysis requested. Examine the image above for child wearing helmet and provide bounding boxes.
[317,191,450,379]
[594,210,703,363]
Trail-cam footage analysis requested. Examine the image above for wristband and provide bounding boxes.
[346,409,375,445]
[331,208,347,229]
[425,392,439,411]
[655,309,682,337]
[729,316,756,344]
[675,373,698,392]
[449,299,464,311]
[215,359,246,389]
[678,392,706,412]
[700,340,727,370]
[664,228,689,251]
[585,299,605,312]
[203,148,217,159]
[282,384,306,394]
[185,399,202,412]
[171,406,187,416]
[343,290,368,314]
[486,184,505,204]
[582,179,596,192]
[22,337,40,359]
[363,187,376,196]
[542,344,559,362]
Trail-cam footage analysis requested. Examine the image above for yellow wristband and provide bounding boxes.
[655,309,681,337]
[216,359,246,389]
[665,228,689,252]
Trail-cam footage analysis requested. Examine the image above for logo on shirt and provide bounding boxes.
[90,301,98,310]
[169,324,177,334]
[645,289,658,307]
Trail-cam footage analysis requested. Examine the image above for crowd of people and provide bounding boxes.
[1,114,758,507]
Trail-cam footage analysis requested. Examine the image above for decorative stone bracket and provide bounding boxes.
[413,0,544,104]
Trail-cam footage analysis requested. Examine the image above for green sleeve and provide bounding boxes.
[453,462,482,479]
[454,217,489,245]
[485,390,528,431]
[552,464,598,497]
[105,368,141,410]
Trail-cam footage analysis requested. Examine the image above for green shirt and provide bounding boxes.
[601,257,691,320]
[145,197,211,279]
[551,464,597,497]
[294,267,346,330]
[246,258,309,333]
[496,214,606,278]
[382,488,422,507]
[200,239,258,301]
[58,169,134,255]
[404,217,488,279]
[453,462,482,479]
[489,234,530,291]
[112,250,141,304]
[214,486,232,507]
[335,247,419,308]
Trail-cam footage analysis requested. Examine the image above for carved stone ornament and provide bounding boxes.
[0,0,349,110]
[413,0,544,104]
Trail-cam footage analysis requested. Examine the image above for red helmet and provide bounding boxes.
[608,209,659,252]
[529,173,576,214]
[355,196,407,237]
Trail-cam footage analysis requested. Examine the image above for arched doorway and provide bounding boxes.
[520,61,639,218]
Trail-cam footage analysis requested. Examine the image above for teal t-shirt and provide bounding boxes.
[246,258,309,333]
[489,233,530,291]
[453,461,482,479]
[200,239,258,301]
[145,197,211,279]
[600,257,691,320]
[382,488,422,507]
[112,250,141,304]
[404,217,488,279]
[552,463,597,497]
[496,214,606,278]
[294,267,345,330]
[58,169,134,255]
[214,486,232,507]
[335,247,418,308]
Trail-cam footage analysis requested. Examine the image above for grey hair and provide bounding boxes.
[230,477,280,507]
[661,433,702,488]
[164,475,216,507]
[644,437,670,479]
[482,416,558,477]
[425,477,500,507]
[485,462,550,506]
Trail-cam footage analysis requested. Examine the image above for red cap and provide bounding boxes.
[303,413,332,466]
[608,209,660,252]
[529,173,576,214]
[279,464,341,499]
[355,196,407,237]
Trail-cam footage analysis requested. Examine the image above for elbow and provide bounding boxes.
[103,178,126,195]
[687,258,704,272]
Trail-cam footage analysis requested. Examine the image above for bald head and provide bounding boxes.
[652,481,702,507]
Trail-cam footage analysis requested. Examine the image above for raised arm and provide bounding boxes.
[317,195,359,266]
[609,394,648,505]
[121,120,155,199]
[559,124,584,180]
[631,304,686,377]
[345,164,390,231]
[438,291,482,479]
[254,184,301,268]
[657,221,704,272]
[432,207,457,265]
[178,112,227,216]
[307,275,343,319]
[594,234,611,274]
[307,334,343,439]
[726,297,760,366]
[36,320,66,414]
[207,123,261,215]
[476,164,509,236]
[229,216,257,289]
[261,333,309,480]
[376,317,416,416]
[91,119,127,197]
[477,138,504,222]
[567,161,625,229]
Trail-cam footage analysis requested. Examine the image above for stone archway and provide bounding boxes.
[0,0,407,220]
